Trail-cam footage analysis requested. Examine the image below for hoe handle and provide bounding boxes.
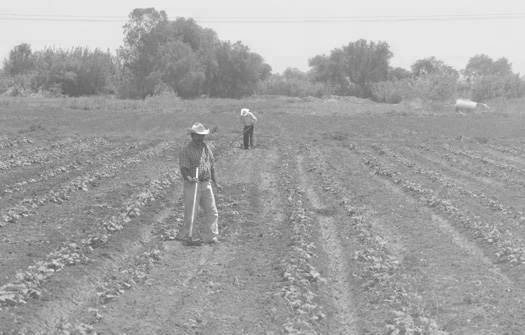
[188,168,199,238]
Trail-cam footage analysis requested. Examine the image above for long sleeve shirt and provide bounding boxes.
[179,141,215,181]
[240,111,257,127]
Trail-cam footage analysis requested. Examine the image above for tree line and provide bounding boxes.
[262,48,524,103]
[1,7,524,102]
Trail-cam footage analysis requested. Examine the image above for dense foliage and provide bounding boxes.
[1,8,524,103]
[117,8,270,99]
[308,39,392,97]
[2,8,270,99]
[463,55,525,101]
[257,68,328,97]
[2,45,114,96]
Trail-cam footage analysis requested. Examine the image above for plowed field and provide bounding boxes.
[1,96,525,334]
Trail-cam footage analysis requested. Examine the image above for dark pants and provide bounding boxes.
[243,125,254,149]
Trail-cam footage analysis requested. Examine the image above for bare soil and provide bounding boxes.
[1,96,525,334]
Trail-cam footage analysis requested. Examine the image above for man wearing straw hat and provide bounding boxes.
[177,122,220,244]
[240,108,257,149]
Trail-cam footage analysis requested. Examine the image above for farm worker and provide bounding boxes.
[177,122,221,244]
[240,108,257,149]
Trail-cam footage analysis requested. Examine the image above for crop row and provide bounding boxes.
[361,152,525,266]
[458,136,525,158]
[0,137,110,171]
[488,142,525,157]
[305,146,446,334]
[0,142,142,197]
[0,168,178,307]
[369,144,525,227]
[447,136,525,158]
[0,141,175,226]
[0,136,76,162]
[55,245,165,334]
[278,152,326,334]
[417,143,525,186]
[445,144,525,177]
[0,136,33,149]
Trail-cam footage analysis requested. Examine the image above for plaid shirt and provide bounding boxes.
[240,111,257,126]
[179,141,215,181]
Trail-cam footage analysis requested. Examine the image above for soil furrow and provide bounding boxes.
[0,140,176,226]
[297,155,357,334]
[307,144,525,334]
[351,144,525,267]
[361,143,525,242]
[0,150,177,286]
[0,140,152,204]
[0,185,181,333]
[0,168,178,309]
[80,146,290,334]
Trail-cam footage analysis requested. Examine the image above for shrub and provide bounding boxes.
[0,73,34,96]
[371,73,458,104]
[3,43,35,76]
[0,72,9,95]
[32,47,115,96]
[471,74,525,101]
[2,45,116,97]
[412,73,458,102]
[370,80,411,103]
[258,73,330,97]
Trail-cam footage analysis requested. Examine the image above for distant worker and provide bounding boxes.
[240,108,257,149]
[177,122,221,244]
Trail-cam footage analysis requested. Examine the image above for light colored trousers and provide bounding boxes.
[181,180,218,240]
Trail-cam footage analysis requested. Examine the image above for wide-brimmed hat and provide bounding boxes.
[188,122,210,135]
[240,108,249,116]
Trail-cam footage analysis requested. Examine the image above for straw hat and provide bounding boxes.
[188,122,210,135]
[240,108,249,116]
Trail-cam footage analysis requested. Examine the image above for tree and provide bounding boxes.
[118,8,169,98]
[411,57,458,77]
[309,39,393,97]
[117,8,270,99]
[165,18,220,96]
[309,54,350,95]
[461,54,525,101]
[258,68,328,97]
[343,40,392,92]
[123,8,168,49]
[3,43,35,75]
[208,41,271,98]
[30,47,115,96]
[159,41,205,98]
[464,54,512,78]
[283,68,308,81]
[387,67,411,81]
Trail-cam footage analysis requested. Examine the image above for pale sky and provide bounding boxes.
[1,0,525,75]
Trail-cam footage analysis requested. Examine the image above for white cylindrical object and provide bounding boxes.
[456,99,477,110]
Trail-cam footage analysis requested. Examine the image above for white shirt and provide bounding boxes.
[240,111,257,126]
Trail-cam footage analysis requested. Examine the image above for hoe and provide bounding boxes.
[184,168,202,246]
[228,126,254,148]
